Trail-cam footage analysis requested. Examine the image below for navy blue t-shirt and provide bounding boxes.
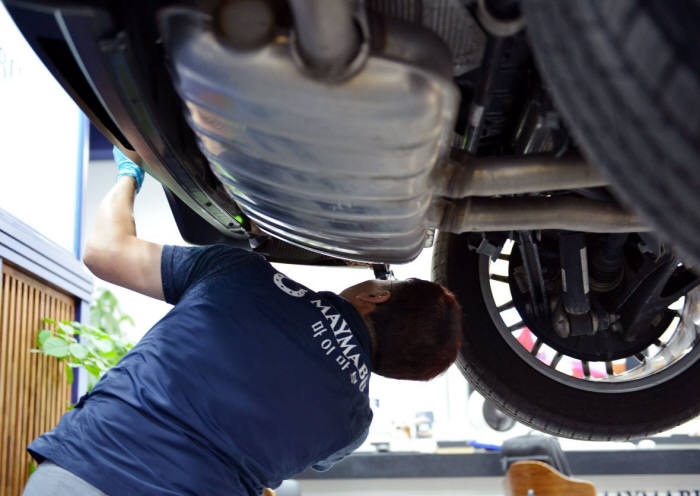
[29,245,373,495]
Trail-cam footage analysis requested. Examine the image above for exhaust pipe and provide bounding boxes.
[434,153,607,197]
[288,0,363,81]
[429,196,650,233]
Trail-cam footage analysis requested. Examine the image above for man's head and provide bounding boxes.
[341,278,463,381]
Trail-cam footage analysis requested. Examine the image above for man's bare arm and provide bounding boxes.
[83,173,164,300]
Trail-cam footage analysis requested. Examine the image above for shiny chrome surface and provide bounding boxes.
[434,153,607,197]
[430,196,649,233]
[366,0,486,76]
[163,9,458,262]
[288,0,363,80]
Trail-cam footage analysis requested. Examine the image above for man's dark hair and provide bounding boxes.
[367,278,463,381]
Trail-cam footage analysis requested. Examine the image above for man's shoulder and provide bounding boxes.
[191,243,266,263]
[177,244,270,277]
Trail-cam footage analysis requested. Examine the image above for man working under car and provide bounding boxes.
[23,147,463,496]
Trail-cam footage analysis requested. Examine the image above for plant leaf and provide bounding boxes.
[37,330,52,347]
[94,339,113,353]
[84,363,101,377]
[69,343,89,360]
[119,315,135,326]
[65,364,74,384]
[88,325,108,337]
[58,322,77,336]
[42,337,69,358]
[103,313,119,334]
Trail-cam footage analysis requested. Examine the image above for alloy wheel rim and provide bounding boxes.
[478,239,700,393]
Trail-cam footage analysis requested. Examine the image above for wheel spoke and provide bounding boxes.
[496,301,515,312]
[605,361,614,376]
[508,321,525,332]
[498,253,510,261]
[530,338,542,356]
[549,352,562,369]
[490,274,510,284]
[582,361,591,378]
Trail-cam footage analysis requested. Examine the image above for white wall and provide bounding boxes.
[0,3,83,254]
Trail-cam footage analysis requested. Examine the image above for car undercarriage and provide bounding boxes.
[8,0,699,439]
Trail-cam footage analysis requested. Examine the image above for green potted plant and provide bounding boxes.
[34,289,135,392]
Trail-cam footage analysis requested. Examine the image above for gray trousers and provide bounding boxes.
[23,461,108,496]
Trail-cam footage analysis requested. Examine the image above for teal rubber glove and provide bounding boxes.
[113,146,145,193]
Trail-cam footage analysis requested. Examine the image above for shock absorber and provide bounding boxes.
[589,234,627,293]
[559,232,591,315]
[552,232,602,338]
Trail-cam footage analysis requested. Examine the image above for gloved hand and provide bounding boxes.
[113,146,145,193]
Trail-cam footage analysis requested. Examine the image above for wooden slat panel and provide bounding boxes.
[3,276,18,496]
[61,302,71,412]
[21,287,36,494]
[43,295,52,452]
[0,272,5,496]
[0,263,75,495]
[0,272,11,496]
[12,281,28,492]
[46,297,55,434]
[17,283,30,491]
[36,292,46,441]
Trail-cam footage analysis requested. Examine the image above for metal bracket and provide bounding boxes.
[372,264,395,280]
[517,231,549,319]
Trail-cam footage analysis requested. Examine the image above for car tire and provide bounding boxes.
[522,0,700,266]
[432,231,700,440]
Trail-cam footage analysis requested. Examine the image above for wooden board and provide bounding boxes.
[504,460,596,496]
[0,263,74,496]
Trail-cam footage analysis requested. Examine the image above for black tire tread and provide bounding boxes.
[522,0,700,266]
[432,231,700,440]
